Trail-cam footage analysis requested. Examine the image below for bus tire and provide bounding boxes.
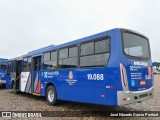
[13,82,18,94]
[46,86,57,106]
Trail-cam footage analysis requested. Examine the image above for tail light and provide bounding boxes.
[148,66,152,75]
[120,63,129,91]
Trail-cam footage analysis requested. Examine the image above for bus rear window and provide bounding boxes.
[123,32,150,59]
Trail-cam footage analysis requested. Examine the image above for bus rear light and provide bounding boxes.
[120,64,128,91]
[122,69,127,87]
[123,97,130,101]
[148,66,152,75]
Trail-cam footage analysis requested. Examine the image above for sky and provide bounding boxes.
[0,0,160,61]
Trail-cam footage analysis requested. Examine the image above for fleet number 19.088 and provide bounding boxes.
[87,74,104,80]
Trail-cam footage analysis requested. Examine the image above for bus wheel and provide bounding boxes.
[46,86,57,106]
[13,82,18,94]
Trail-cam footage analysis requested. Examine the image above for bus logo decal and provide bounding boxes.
[44,72,48,78]
[69,71,73,79]
[65,71,77,85]
[148,66,152,75]
[43,71,59,79]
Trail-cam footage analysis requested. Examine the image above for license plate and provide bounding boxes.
[140,80,146,85]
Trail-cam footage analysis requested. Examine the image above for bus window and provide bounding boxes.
[43,51,58,70]
[27,57,32,72]
[80,42,94,56]
[23,58,28,72]
[12,61,16,72]
[59,48,68,59]
[51,51,57,69]
[68,46,78,68]
[123,32,150,59]
[23,57,31,72]
[7,62,12,73]
[28,57,32,63]
[1,64,7,72]
[34,57,41,71]
[69,46,78,58]
[95,39,109,53]
[43,52,52,70]
[59,46,78,69]
[80,37,110,68]
[44,52,50,61]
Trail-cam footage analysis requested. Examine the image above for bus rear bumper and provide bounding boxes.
[117,87,154,105]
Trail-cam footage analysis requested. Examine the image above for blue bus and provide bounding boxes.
[0,59,8,87]
[6,28,153,106]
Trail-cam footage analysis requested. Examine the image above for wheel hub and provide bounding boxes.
[48,90,54,102]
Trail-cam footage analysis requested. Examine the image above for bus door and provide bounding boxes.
[11,61,16,89]
[15,60,22,90]
[31,56,41,94]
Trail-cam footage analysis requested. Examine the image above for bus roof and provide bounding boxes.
[25,29,113,55]
[0,58,8,62]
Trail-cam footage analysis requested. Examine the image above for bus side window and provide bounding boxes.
[23,58,28,72]
[0,63,7,72]
[58,48,68,69]
[7,62,11,73]
[34,57,41,71]
[58,46,78,69]
[43,52,51,70]
[23,57,32,72]
[27,57,32,72]
[68,46,78,68]
[43,51,58,70]
[51,51,57,69]
[12,61,16,72]
[95,39,110,53]
[80,37,110,68]
[80,42,94,56]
